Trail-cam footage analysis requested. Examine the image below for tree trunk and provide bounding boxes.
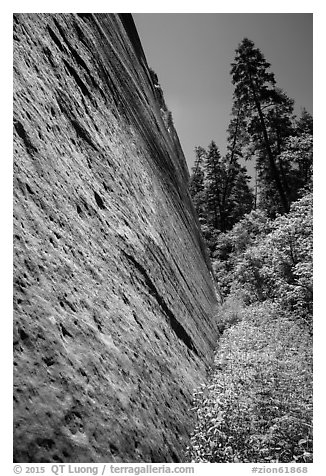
[249,75,289,213]
[221,108,241,222]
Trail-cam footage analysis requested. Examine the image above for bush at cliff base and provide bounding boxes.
[213,192,312,329]
[186,192,313,463]
[186,301,312,463]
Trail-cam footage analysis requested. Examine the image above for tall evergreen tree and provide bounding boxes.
[231,38,290,214]
[222,104,254,227]
[189,136,253,242]
[204,141,224,231]
[189,146,207,224]
[295,108,313,135]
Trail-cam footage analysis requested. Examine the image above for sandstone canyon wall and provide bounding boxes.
[13,13,219,463]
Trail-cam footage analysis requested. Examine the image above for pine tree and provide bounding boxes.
[204,141,224,232]
[189,136,253,240]
[222,104,254,227]
[231,38,290,214]
[189,146,207,224]
[295,108,313,135]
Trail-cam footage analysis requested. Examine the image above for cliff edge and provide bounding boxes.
[13,13,219,463]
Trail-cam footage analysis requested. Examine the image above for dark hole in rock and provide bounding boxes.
[43,355,55,367]
[94,191,105,209]
[47,25,65,53]
[66,301,77,312]
[59,323,73,338]
[52,454,63,462]
[25,183,34,195]
[132,312,144,330]
[19,328,29,341]
[36,438,55,450]
[79,367,87,377]
[171,450,180,463]
[109,443,118,455]
[14,120,37,154]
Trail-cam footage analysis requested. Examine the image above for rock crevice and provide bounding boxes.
[122,250,199,357]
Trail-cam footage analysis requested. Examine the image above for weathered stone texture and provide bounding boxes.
[13,13,218,462]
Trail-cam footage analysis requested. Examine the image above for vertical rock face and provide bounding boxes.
[13,13,218,463]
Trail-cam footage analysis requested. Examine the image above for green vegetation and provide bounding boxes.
[213,193,312,327]
[186,196,312,463]
[190,39,312,245]
[186,304,312,463]
[186,38,313,463]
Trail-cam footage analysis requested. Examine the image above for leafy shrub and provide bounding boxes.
[215,296,245,334]
[212,192,312,326]
[212,210,272,296]
[186,192,312,463]
[186,302,312,463]
[231,193,312,325]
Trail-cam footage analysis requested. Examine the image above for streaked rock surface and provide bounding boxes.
[13,13,219,463]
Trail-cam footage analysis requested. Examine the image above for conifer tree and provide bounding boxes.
[189,146,207,224]
[222,104,253,228]
[231,38,290,213]
[204,141,224,231]
[295,108,313,135]
[189,136,253,242]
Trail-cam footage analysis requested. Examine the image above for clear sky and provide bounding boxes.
[133,13,313,171]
